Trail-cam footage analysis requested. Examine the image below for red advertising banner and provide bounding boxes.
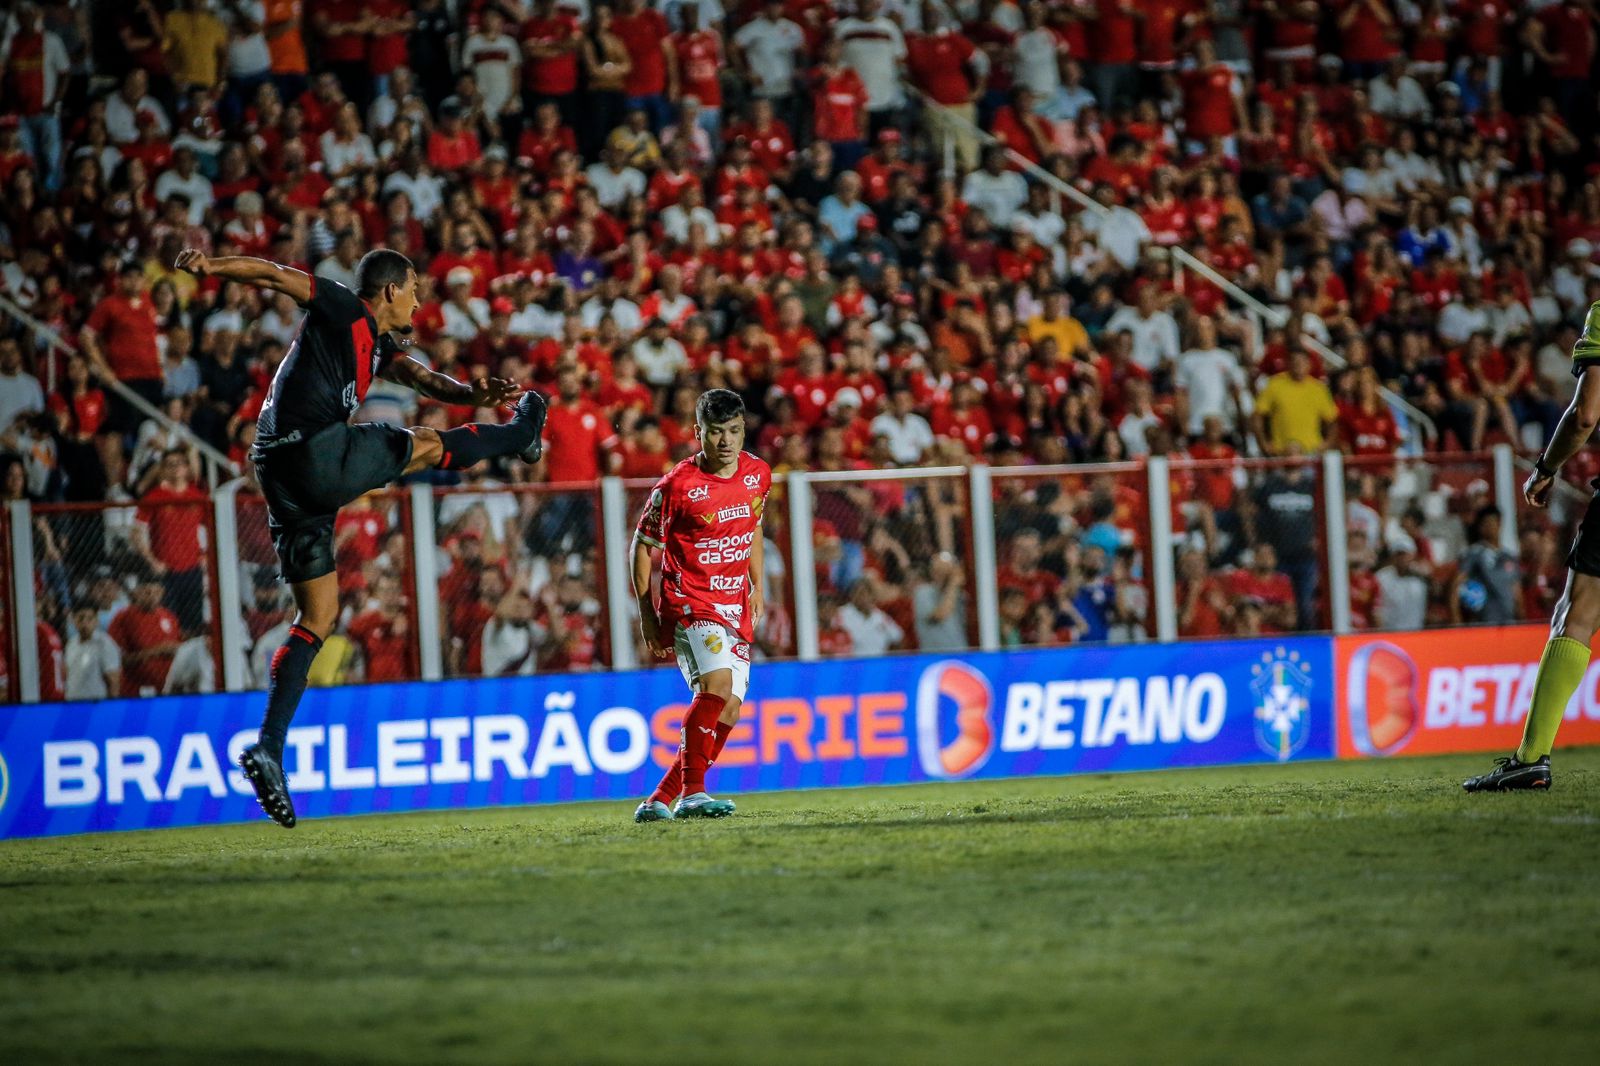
[1336,625,1600,758]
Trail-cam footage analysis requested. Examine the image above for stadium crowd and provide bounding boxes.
[1,0,1598,694]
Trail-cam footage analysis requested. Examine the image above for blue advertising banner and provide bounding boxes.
[0,637,1333,839]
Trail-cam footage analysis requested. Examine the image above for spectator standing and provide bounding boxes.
[163,0,229,93]
[913,553,967,651]
[0,338,44,441]
[64,604,122,701]
[732,0,807,132]
[0,2,70,191]
[612,0,677,133]
[834,0,907,137]
[1376,535,1429,631]
[80,262,164,435]
[838,579,904,655]
[134,448,210,633]
[580,5,635,159]
[906,8,985,171]
[108,575,182,697]
[462,9,521,128]
[1254,350,1337,455]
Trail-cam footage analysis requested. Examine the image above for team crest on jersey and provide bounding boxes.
[743,473,761,489]
[687,485,711,502]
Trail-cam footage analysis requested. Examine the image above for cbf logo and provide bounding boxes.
[1251,648,1313,761]
[915,661,995,779]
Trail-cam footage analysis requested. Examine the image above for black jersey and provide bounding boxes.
[254,278,400,449]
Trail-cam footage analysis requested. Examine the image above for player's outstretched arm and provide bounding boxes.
[174,250,312,304]
[379,353,521,409]
[1526,365,1600,507]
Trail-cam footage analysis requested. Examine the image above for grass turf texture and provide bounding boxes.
[3,751,1598,1065]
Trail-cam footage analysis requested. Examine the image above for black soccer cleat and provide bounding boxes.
[513,389,548,464]
[239,744,298,827]
[1462,754,1551,793]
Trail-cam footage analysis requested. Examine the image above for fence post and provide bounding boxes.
[968,464,1001,651]
[8,500,38,702]
[1146,457,1178,642]
[600,477,638,671]
[1322,451,1352,635]
[408,483,444,681]
[788,472,819,661]
[212,481,248,691]
[1493,443,1519,553]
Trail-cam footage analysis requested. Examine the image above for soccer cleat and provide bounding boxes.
[239,744,298,827]
[674,792,736,818]
[634,799,675,823]
[1462,754,1552,793]
[512,389,548,464]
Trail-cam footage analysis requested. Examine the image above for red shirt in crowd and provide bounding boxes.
[1091,0,1138,65]
[347,608,416,682]
[138,483,209,572]
[86,292,162,382]
[542,397,617,482]
[1181,63,1238,140]
[675,29,723,107]
[906,32,976,106]
[613,7,671,97]
[366,0,411,74]
[813,67,867,143]
[522,13,582,95]
[108,602,181,696]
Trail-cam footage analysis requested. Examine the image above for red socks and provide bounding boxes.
[651,707,734,804]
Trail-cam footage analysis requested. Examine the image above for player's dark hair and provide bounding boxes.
[696,388,745,428]
[355,249,414,298]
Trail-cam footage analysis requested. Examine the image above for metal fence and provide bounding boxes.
[2,446,1540,702]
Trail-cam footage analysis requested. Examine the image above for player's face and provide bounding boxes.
[698,417,744,469]
[384,270,420,334]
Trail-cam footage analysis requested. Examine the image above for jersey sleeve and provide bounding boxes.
[303,276,365,323]
[373,331,406,375]
[1572,301,1600,378]
[635,473,675,550]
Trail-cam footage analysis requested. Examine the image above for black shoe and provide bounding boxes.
[513,390,548,464]
[239,744,298,827]
[1462,754,1551,793]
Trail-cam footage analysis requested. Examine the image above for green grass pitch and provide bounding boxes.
[3,750,1598,1065]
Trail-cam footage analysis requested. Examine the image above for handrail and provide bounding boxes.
[0,292,240,485]
[902,85,1439,448]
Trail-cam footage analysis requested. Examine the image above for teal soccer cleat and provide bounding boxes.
[674,792,736,818]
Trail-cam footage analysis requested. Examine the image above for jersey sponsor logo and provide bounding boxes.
[743,473,762,489]
[342,380,358,412]
[687,485,711,502]
[696,502,753,526]
[714,603,744,622]
[708,574,746,592]
[693,530,756,564]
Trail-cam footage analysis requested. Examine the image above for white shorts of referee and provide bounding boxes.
[673,619,751,701]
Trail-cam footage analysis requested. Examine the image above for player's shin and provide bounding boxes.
[435,420,537,471]
[259,624,324,759]
[1517,636,1591,762]
[681,691,727,796]
[650,753,684,806]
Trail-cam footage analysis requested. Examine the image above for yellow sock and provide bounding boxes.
[1516,637,1591,762]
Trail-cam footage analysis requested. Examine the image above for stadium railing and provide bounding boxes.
[0,445,1539,702]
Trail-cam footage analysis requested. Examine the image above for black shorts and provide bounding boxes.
[1567,481,1600,578]
[253,422,413,584]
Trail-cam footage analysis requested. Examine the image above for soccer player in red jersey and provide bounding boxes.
[631,389,772,821]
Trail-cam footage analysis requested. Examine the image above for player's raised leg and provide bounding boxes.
[400,391,548,476]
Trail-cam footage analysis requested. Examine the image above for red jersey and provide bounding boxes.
[1181,64,1237,139]
[522,15,582,94]
[137,485,209,571]
[366,0,411,74]
[675,30,723,107]
[86,292,161,382]
[542,397,617,483]
[906,33,975,106]
[636,452,773,643]
[347,608,416,683]
[813,68,867,142]
[108,604,180,695]
[613,9,671,96]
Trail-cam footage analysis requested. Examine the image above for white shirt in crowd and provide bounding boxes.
[1175,346,1250,433]
[869,409,935,464]
[104,93,170,144]
[165,636,217,695]
[0,367,45,436]
[660,203,722,245]
[154,169,214,224]
[482,618,545,676]
[65,627,122,701]
[1376,565,1429,631]
[1082,204,1151,270]
[382,169,445,222]
[463,31,522,116]
[838,601,904,656]
[1436,300,1492,346]
[1117,410,1162,457]
[631,335,690,386]
[733,14,807,98]
[960,169,1028,228]
[1104,306,1181,371]
[581,296,642,334]
[223,1,273,78]
[585,163,647,209]
[0,26,69,113]
[320,131,379,179]
[441,298,491,341]
[1369,72,1431,122]
[315,256,361,292]
[1013,26,1065,97]
[834,15,907,111]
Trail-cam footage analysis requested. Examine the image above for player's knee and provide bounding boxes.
[405,427,442,474]
[719,697,742,725]
[700,670,735,701]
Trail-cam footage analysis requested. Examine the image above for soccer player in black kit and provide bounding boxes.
[175,247,547,827]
